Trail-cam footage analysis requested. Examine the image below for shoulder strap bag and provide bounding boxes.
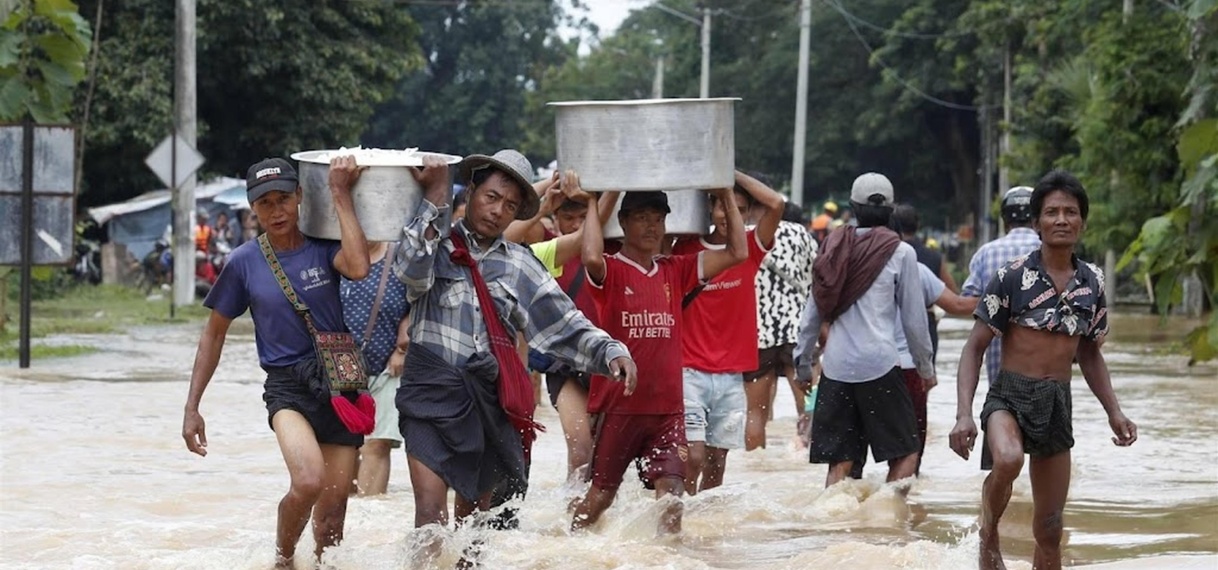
[258,234,375,435]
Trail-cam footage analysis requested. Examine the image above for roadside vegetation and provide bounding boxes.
[0,269,207,361]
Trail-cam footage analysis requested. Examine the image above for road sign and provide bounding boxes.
[144,133,204,189]
[0,124,76,265]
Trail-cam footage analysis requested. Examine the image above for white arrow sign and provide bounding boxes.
[144,134,205,189]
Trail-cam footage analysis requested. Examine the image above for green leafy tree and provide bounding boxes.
[362,0,570,162]
[75,0,419,207]
[522,0,988,227]
[0,0,91,122]
[1121,0,1218,363]
[1057,9,1190,254]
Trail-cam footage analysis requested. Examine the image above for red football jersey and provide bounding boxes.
[587,252,702,415]
[556,254,598,324]
[671,230,769,373]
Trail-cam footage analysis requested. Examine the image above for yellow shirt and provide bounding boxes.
[528,238,563,278]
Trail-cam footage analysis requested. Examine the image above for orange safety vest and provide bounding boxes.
[194,225,212,251]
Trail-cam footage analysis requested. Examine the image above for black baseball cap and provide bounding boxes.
[618,192,671,215]
[246,158,299,204]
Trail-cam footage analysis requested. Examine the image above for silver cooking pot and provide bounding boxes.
[602,189,710,240]
[291,150,461,241]
[550,98,738,192]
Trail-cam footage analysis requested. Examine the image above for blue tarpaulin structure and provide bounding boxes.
[87,177,246,260]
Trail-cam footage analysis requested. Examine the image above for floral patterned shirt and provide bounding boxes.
[974,249,1108,342]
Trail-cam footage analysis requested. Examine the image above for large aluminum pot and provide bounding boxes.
[290,149,461,241]
[550,98,738,192]
[603,189,710,240]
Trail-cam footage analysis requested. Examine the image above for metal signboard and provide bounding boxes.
[0,124,77,265]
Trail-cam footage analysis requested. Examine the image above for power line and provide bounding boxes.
[823,0,989,112]
[820,0,971,40]
[713,7,775,22]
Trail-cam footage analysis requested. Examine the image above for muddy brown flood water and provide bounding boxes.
[1,312,1215,569]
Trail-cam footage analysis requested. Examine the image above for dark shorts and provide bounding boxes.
[809,368,919,465]
[744,343,796,381]
[544,370,592,408]
[589,413,687,491]
[848,368,929,478]
[263,364,364,448]
[980,369,1073,470]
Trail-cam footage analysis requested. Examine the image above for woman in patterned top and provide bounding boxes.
[745,201,817,444]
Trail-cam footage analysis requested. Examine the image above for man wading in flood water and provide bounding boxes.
[391,151,635,564]
[950,170,1138,570]
[182,156,371,568]
[794,173,933,489]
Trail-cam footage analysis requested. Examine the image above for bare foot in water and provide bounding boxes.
[272,554,293,569]
[979,525,1006,570]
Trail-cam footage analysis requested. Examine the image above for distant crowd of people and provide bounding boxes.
[179,152,1137,570]
[141,207,262,296]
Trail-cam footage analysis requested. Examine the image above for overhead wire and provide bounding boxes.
[819,0,972,40]
[821,0,990,112]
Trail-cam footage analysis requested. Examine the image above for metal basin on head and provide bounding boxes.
[602,189,710,240]
[291,149,461,241]
[550,98,738,192]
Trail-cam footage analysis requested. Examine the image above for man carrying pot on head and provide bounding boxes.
[181,156,372,569]
[672,172,785,495]
[505,176,623,482]
[571,180,747,536]
[391,150,637,537]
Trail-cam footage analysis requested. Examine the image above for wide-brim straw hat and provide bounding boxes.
[458,149,539,220]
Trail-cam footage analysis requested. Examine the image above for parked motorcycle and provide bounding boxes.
[71,240,102,285]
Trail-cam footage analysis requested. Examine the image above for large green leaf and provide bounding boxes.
[1177,119,1218,171]
[35,58,77,86]
[0,27,20,67]
[36,34,86,72]
[1187,0,1218,20]
[1187,322,1218,365]
[1181,156,1218,205]
[33,0,78,17]
[0,73,27,120]
[25,91,59,122]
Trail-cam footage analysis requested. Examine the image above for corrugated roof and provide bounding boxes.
[87,177,246,224]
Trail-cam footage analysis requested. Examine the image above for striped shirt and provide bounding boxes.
[961,227,1041,382]
[392,200,629,375]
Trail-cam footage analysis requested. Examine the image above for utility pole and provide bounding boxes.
[790,0,812,207]
[653,56,665,99]
[654,3,710,98]
[172,0,197,308]
[700,7,711,98]
[978,106,994,246]
[998,43,1011,198]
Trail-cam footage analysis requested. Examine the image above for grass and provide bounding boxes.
[0,285,210,360]
[0,343,96,361]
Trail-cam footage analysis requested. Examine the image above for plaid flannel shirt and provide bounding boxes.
[392,200,629,374]
[961,227,1041,382]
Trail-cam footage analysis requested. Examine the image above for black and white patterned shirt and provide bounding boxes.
[754,221,817,349]
[975,249,1108,341]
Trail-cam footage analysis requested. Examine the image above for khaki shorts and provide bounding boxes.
[368,369,404,446]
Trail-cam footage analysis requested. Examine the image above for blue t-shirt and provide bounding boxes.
[204,237,345,368]
[340,251,410,375]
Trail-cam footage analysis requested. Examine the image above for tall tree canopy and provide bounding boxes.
[521,0,984,225]
[73,0,420,207]
[361,0,571,161]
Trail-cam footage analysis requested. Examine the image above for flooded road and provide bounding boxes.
[1,313,1215,569]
